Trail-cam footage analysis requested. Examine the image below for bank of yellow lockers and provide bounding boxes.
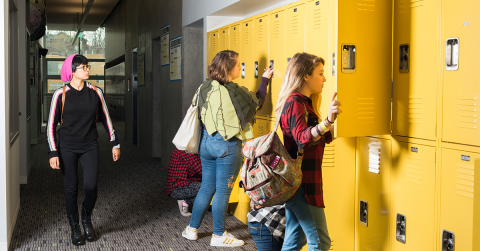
[356,136,392,251]
[439,145,480,251]
[392,141,436,250]
[442,0,480,147]
[393,0,440,141]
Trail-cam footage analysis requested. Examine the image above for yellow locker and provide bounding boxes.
[240,19,256,91]
[322,137,356,251]
[286,1,306,58]
[393,141,436,250]
[269,8,286,118]
[393,0,439,141]
[442,0,480,147]
[219,27,229,51]
[305,0,333,121]
[253,115,270,138]
[208,30,220,65]
[356,136,392,251]
[439,146,480,251]
[334,0,392,137]
[254,14,272,118]
[230,23,242,87]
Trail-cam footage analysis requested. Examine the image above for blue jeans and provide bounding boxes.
[282,187,331,251]
[189,129,242,235]
[249,221,283,251]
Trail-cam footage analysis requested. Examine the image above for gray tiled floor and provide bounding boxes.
[9,129,256,251]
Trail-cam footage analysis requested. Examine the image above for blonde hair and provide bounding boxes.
[275,52,325,120]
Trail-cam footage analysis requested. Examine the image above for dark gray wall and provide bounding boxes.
[124,0,139,145]
[105,0,126,63]
[105,0,205,166]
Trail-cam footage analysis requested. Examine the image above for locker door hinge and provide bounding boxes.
[390,120,393,133]
[435,125,437,137]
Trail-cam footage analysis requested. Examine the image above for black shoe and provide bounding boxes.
[67,214,85,246]
[81,206,96,242]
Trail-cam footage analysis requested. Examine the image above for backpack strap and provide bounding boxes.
[61,85,66,125]
[90,83,99,123]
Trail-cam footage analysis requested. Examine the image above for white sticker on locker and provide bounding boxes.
[368,142,381,174]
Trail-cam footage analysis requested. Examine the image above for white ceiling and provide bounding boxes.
[46,0,119,31]
[210,0,298,17]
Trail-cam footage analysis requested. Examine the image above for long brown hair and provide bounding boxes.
[275,52,325,120]
[208,50,239,84]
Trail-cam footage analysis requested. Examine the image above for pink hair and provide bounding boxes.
[60,54,79,82]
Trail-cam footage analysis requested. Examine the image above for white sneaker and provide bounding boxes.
[210,231,245,247]
[182,225,198,240]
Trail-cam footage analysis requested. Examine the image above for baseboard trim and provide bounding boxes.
[7,200,20,250]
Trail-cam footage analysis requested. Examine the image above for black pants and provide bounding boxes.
[59,140,99,217]
[170,182,201,206]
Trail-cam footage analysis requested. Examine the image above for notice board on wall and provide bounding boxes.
[170,36,182,81]
[137,53,145,86]
[160,24,170,66]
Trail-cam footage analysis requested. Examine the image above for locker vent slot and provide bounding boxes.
[232,28,238,47]
[313,8,321,29]
[274,19,281,38]
[457,97,477,129]
[456,162,474,198]
[410,0,424,8]
[357,0,375,11]
[408,97,423,124]
[323,144,335,167]
[407,153,422,185]
[290,10,300,34]
[258,22,265,41]
[368,141,380,173]
[356,98,375,123]
[244,25,250,45]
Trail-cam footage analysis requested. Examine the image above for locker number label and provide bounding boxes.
[461,155,471,162]
[410,147,418,153]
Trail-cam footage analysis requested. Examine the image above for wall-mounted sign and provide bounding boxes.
[160,24,170,66]
[170,36,182,81]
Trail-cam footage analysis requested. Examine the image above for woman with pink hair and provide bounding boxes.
[46,54,120,246]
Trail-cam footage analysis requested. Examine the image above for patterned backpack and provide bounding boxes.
[239,101,307,209]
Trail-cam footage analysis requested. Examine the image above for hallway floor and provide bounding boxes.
[9,129,256,250]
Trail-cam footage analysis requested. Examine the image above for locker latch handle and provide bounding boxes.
[442,230,455,251]
[360,200,368,227]
[242,63,245,79]
[332,53,336,76]
[341,44,356,73]
[446,38,459,71]
[396,213,406,244]
[399,44,409,73]
[270,60,274,78]
[255,61,259,78]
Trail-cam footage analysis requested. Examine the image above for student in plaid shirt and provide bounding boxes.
[166,148,202,217]
[275,53,342,251]
[247,204,286,251]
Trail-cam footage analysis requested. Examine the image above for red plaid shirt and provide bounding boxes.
[280,92,333,208]
[166,149,202,195]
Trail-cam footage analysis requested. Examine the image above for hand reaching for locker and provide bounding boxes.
[262,67,274,79]
[328,92,342,122]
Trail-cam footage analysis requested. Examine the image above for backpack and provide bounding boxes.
[239,100,308,209]
[61,83,98,125]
